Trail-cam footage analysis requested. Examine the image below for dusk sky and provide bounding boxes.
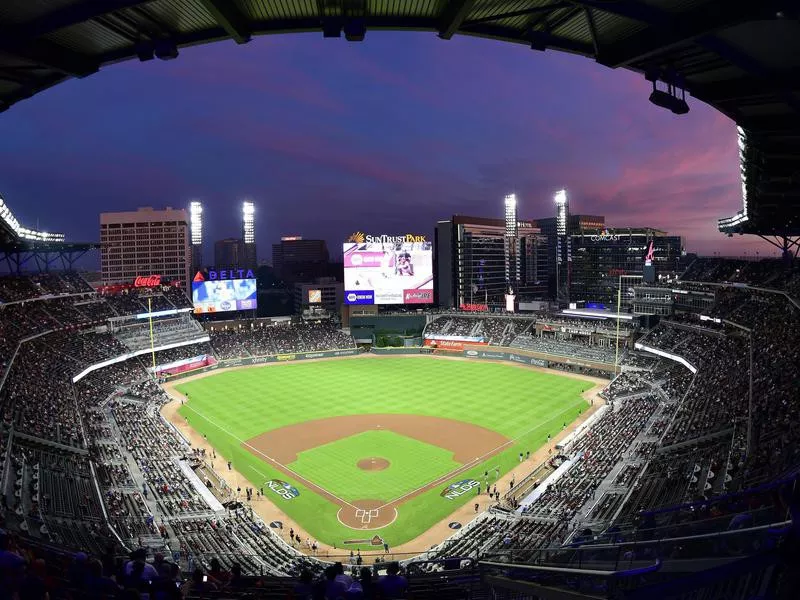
[0,32,778,262]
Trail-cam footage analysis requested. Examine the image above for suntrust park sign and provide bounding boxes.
[590,229,620,242]
[347,232,426,244]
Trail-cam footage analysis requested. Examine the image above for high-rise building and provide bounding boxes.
[569,227,683,306]
[534,211,605,301]
[214,238,251,271]
[241,201,257,269]
[436,215,548,309]
[294,279,343,314]
[100,206,190,289]
[271,237,330,281]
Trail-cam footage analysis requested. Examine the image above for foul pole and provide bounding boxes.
[614,274,622,375]
[148,297,156,374]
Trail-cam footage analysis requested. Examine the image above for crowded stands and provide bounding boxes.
[0,263,797,597]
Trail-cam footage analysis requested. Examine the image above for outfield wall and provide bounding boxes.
[162,343,613,383]
[163,348,359,381]
[461,345,616,375]
[371,347,430,355]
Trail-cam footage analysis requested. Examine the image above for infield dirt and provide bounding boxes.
[357,458,390,471]
[244,414,510,464]
[242,414,512,528]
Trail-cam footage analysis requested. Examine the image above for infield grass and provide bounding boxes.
[289,430,461,502]
[176,356,590,549]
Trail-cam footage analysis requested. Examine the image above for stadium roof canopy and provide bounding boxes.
[1,0,799,240]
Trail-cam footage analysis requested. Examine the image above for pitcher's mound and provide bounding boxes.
[357,457,390,471]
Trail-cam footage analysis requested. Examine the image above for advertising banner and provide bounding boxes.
[424,339,487,352]
[508,353,549,368]
[423,334,484,342]
[462,348,552,368]
[459,303,488,312]
[403,289,433,304]
[162,348,359,381]
[344,290,375,305]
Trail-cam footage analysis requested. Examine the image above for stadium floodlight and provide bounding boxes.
[718,127,750,234]
[504,193,518,238]
[190,201,203,246]
[242,200,255,244]
[0,195,65,242]
[554,189,568,236]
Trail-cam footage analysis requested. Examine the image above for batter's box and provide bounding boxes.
[355,508,380,524]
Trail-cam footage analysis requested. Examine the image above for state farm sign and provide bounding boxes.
[134,275,162,287]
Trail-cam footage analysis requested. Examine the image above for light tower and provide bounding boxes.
[241,200,257,270]
[554,189,570,305]
[504,193,519,312]
[189,201,203,277]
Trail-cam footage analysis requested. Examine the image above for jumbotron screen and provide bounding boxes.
[343,234,433,305]
[192,278,257,314]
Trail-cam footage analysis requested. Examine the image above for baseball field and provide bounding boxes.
[174,356,590,549]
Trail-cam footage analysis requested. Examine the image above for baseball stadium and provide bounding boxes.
[1,2,800,600]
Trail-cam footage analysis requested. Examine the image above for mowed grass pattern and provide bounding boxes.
[176,357,590,548]
[288,431,461,502]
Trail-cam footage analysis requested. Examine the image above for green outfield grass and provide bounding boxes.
[176,356,590,549]
[288,430,461,502]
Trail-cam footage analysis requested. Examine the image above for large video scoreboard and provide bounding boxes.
[343,233,433,305]
[192,269,257,314]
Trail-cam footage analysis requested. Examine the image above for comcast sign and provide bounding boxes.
[590,229,620,242]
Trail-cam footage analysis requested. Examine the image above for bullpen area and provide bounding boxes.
[171,356,592,549]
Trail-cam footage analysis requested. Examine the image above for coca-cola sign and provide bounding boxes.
[134,275,162,287]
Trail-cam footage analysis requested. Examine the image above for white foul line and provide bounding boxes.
[376,402,584,510]
[178,402,361,511]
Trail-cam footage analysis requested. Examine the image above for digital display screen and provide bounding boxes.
[192,278,257,314]
[308,289,322,304]
[343,240,433,305]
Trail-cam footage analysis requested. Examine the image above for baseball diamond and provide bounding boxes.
[170,355,597,549]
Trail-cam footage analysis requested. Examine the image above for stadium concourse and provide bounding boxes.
[0,259,798,598]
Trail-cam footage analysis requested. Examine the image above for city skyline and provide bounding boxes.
[0,32,777,262]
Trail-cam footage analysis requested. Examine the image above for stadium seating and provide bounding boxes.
[208,321,356,359]
[0,265,798,599]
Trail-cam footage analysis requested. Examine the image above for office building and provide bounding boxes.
[214,237,254,271]
[569,227,683,306]
[272,237,330,281]
[436,215,548,310]
[534,211,605,302]
[294,278,343,314]
[100,206,191,289]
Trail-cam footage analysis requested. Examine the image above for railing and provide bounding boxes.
[478,520,790,571]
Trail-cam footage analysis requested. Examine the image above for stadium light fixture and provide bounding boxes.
[0,194,65,242]
[648,80,689,115]
[554,189,568,236]
[242,200,255,244]
[190,201,203,246]
[504,193,518,238]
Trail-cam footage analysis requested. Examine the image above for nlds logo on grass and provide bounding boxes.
[440,479,480,500]
[266,480,300,500]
